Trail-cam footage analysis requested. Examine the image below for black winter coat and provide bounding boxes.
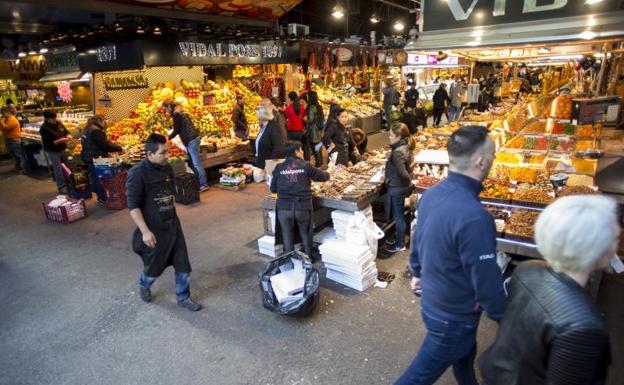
[170,112,198,146]
[81,123,122,162]
[385,139,413,197]
[255,120,284,169]
[270,156,330,210]
[480,260,610,385]
[433,88,451,109]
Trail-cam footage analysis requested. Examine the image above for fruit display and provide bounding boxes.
[316,87,382,118]
[505,210,540,240]
[505,136,525,149]
[523,136,549,151]
[522,120,547,134]
[509,167,539,183]
[576,124,595,137]
[550,94,573,119]
[480,180,513,201]
[556,185,600,197]
[549,136,576,152]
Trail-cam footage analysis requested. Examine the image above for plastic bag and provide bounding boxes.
[346,211,385,256]
[260,251,320,317]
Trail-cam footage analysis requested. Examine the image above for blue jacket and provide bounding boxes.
[410,172,506,322]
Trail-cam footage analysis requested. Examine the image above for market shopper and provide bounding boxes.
[395,125,506,385]
[269,97,288,143]
[255,105,283,170]
[449,77,465,122]
[232,93,248,140]
[480,195,618,385]
[80,115,123,204]
[305,91,324,167]
[284,92,308,159]
[126,133,201,312]
[164,100,209,192]
[323,108,357,167]
[384,123,415,253]
[270,141,330,261]
[382,78,397,129]
[432,83,451,127]
[0,106,24,172]
[404,80,419,110]
[40,110,72,194]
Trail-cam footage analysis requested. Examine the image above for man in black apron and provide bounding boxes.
[126,133,201,311]
[270,141,330,262]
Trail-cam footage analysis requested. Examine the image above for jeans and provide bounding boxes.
[394,308,480,385]
[278,208,312,258]
[449,105,461,122]
[45,150,68,191]
[140,271,191,302]
[433,108,444,127]
[390,195,407,247]
[186,138,207,187]
[86,161,105,202]
[384,106,392,129]
[6,139,24,171]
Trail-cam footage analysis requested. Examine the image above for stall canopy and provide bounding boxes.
[409,0,624,50]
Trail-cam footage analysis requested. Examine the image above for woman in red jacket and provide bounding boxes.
[284,91,309,160]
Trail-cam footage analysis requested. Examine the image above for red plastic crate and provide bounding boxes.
[101,171,128,210]
[43,198,87,224]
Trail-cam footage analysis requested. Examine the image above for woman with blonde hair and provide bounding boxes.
[480,195,619,385]
[384,122,416,253]
[254,104,283,170]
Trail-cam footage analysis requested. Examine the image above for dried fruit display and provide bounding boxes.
[495,152,523,164]
[550,95,572,119]
[509,167,539,183]
[549,136,576,152]
[571,159,597,175]
[557,185,600,197]
[480,180,513,201]
[575,140,595,151]
[566,174,594,186]
[522,120,547,134]
[490,164,512,181]
[505,136,525,149]
[506,210,540,239]
[576,125,594,137]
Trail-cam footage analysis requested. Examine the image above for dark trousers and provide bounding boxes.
[394,307,479,385]
[278,209,312,257]
[433,108,444,126]
[86,161,105,202]
[287,130,311,161]
[390,195,407,247]
[6,139,24,171]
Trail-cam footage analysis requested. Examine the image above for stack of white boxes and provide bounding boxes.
[319,206,378,291]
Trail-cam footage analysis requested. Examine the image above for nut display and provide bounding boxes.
[557,185,599,197]
[480,180,512,200]
[512,187,553,204]
[506,210,540,239]
[509,167,539,183]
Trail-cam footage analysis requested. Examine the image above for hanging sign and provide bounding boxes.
[422,0,623,32]
[0,57,47,81]
[102,73,149,90]
[78,41,144,72]
[332,48,353,62]
[57,81,73,102]
[46,50,79,73]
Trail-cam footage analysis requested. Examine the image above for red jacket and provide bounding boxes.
[284,102,305,132]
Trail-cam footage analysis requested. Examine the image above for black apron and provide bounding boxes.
[131,162,191,277]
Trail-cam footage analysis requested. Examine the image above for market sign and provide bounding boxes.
[103,73,149,91]
[422,0,623,32]
[408,54,459,65]
[0,57,47,81]
[45,50,79,73]
[143,40,300,66]
[78,41,145,72]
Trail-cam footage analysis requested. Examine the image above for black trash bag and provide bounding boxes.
[259,251,320,317]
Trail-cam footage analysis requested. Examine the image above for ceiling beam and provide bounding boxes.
[374,0,413,13]
[11,0,274,28]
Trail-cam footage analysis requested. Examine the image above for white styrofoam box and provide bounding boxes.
[313,227,336,243]
[258,235,283,258]
[326,269,377,292]
[319,239,372,259]
[324,260,377,276]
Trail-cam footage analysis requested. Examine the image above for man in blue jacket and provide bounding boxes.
[395,126,506,385]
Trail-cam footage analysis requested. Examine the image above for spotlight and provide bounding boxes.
[39,47,48,54]
[204,25,211,33]
[153,26,162,35]
[580,30,597,40]
[28,50,36,55]
[136,25,145,34]
[332,3,345,18]
[370,13,380,24]
[18,52,26,58]
[393,21,405,31]
[114,21,123,32]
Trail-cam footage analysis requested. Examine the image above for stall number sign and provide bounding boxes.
[103,74,149,90]
[407,54,459,65]
[178,42,283,59]
[97,45,117,63]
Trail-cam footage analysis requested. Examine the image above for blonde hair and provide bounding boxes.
[535,195,618,272]
[257,105,274,122]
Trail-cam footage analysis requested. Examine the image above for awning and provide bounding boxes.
[39,71,84,82]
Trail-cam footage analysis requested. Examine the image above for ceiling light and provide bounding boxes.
[204,25,211,33]
[332,4,345,18]
[114,21,123,32]
[28,50,36,55]
[472,29,483,37]
[136,25,145,34]
[39,47,48,54]
[580,30,597,40]
[475,11,484,19]
[370,13,380,24]
[394,21,405,31]
[87,49,97,54]
[585,0,603,4]
[153,26,162,35]
[587,15,596,26]
[18,52,26,58]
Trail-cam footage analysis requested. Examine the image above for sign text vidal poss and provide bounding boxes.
[178,42,283,59]
[445,0,569,21]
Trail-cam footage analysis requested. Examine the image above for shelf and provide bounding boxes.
[481,201,544,211]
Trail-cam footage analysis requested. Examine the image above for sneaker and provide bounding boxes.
[385,244,407,253]
[177,298,202,311]
[385,238,396,246]
[139,286,152,303]
[97,200,106,207]
[199,185,210,192]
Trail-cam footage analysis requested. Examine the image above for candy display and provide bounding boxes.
[480,180,513,202]
[509,167,539,183]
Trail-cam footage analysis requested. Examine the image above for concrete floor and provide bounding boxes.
[0,138,622,385]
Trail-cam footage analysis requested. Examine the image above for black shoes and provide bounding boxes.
[140,286,152,302]
[385,244,407,253]
[177,298,202,311]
